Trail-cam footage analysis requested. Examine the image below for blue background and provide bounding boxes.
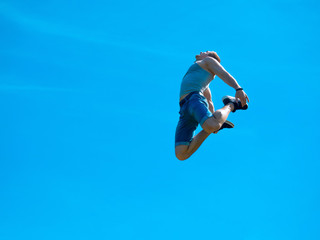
[1,0,319,239]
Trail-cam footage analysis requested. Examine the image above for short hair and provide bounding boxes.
[207,52,221,63]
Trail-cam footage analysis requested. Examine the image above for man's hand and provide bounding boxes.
[235,90,249,107]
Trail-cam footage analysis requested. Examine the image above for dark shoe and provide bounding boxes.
[221,120,234,129]
[214,120,234,133]
[222,95,248,112]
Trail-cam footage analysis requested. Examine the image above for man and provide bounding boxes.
[175,51,249,160]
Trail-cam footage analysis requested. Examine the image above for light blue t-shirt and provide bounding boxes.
[179,62,214,98]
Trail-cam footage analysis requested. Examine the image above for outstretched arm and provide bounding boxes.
[202,57,250,106]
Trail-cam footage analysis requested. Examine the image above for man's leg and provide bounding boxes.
[201,103,234,133]
[175,103,234,161]
[175,130,211,161]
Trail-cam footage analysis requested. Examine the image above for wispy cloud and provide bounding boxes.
[0,73,77,92]
[0,3,178,58]
[0,84,75,92]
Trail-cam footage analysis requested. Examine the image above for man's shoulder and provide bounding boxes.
[197,57,218,68]
[195,59,206,68]
[202,56,219,64]
[196,59,211,71]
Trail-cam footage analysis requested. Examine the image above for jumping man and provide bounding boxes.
[175,51,249,160]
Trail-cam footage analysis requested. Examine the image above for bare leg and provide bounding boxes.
[175,130,211,161]
[175,103,234,161]
[202,103,234,134]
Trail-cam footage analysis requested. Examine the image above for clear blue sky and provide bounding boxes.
[1,0,319,239]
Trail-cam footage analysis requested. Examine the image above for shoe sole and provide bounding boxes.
[224,120,234,128]
[214,120,234,134]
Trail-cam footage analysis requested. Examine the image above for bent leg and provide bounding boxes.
[174,93,234,161]
[175,130,210,161]
[202,104,234,133]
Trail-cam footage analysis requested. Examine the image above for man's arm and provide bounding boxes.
[203,87,215,113]
[202,57,249,106]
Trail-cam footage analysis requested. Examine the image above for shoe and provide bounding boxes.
[222,95,248,112]
[214,120,234,133]
[220,120,234,129]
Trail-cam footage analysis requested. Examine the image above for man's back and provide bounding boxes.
[179,62,214,99]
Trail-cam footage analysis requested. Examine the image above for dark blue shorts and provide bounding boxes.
[175,92,213,146]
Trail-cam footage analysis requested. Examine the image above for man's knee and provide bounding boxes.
[176,153,188,161]
[175,146,190,161]
[202,117,222,133]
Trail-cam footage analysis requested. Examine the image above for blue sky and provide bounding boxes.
[0,0,319,239]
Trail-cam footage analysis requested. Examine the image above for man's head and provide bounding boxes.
[195,51,221,62]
